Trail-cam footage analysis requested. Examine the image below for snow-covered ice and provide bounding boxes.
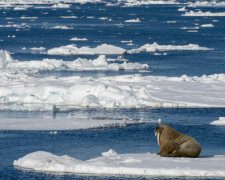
[1,64,225,111]
[0,117,143,130]
[201,24,214,28]
[183,10,225,16]
[1,50,225,111]
[210,117,225,126]
[127,42,213,54]
[125,18,141,23]
[14,150,225,177]
[47,44,126,55]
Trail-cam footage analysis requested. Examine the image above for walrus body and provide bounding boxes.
[155,124,201,158]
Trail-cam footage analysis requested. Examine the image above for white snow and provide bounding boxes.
[183,10,225,16]
[0,117,143,130]
[47,44,126,55]
[127,42,213,54]
[14,150,225,177]
[125,18,141,23]
[210,117,225,126]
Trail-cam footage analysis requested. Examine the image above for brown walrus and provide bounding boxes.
[155,124,201,158]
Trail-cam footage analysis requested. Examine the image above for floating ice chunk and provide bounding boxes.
[47,44,126,55]
[178,7,187,11]
[127,42,212,54]
[125,18,141,23]
[30,47,46,51]
[70,37,88,41]
[51,25,73,29]
[210,117,225,125]
[201,24,214,27]
[60,16,77,19]
[51,3,71,8]
[123,0,180,7]
[14,151,225,177]
[183,10,225,16]
[188,1,225,7]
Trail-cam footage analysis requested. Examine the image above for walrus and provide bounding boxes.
[155,124,201,158]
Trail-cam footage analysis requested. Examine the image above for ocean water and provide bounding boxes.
[0,0,225,179]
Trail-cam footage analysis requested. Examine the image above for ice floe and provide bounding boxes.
[127,42,213,54]
[47,44,126,55]
[210,117,225,126]
[0,50,148,72]
[0,117,143,130]
[70,37,88,41]
[125,18,141,23]
[188,1,225,7]
[183,10,225,16]
[14,150,225,177]
[200,24,214,28]
[1,61,225,111]
[121,0,180,7]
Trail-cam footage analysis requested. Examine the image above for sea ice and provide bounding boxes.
[14,150,225,177]
[1,51,148,71]
[125,18,141,23]
[47,44,126,55]
[1,64,225,111]
[127,42,213,54]
[200,24,214,28]
[183,10,225,16]
[210,117,225,126]
[0,117,143,130]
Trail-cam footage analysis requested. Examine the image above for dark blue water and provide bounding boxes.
[1,1,225,179]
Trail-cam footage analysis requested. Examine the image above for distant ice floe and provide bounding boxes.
[70,37,88,41]
[200,24,214,28]
[210,117,225,126]
[183,10,225,16]
[0,0,103,9]
[125,18,141,23]
[0,117,143,130]
[188,1,225,7]
[14,150,225,177]
[51,25,73,29]
[127,42,213,54]
[0,50,148,72]
[47,42,212,56]
[47,44,126,55]
[1,50,225,111]
[121,0,180,7]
